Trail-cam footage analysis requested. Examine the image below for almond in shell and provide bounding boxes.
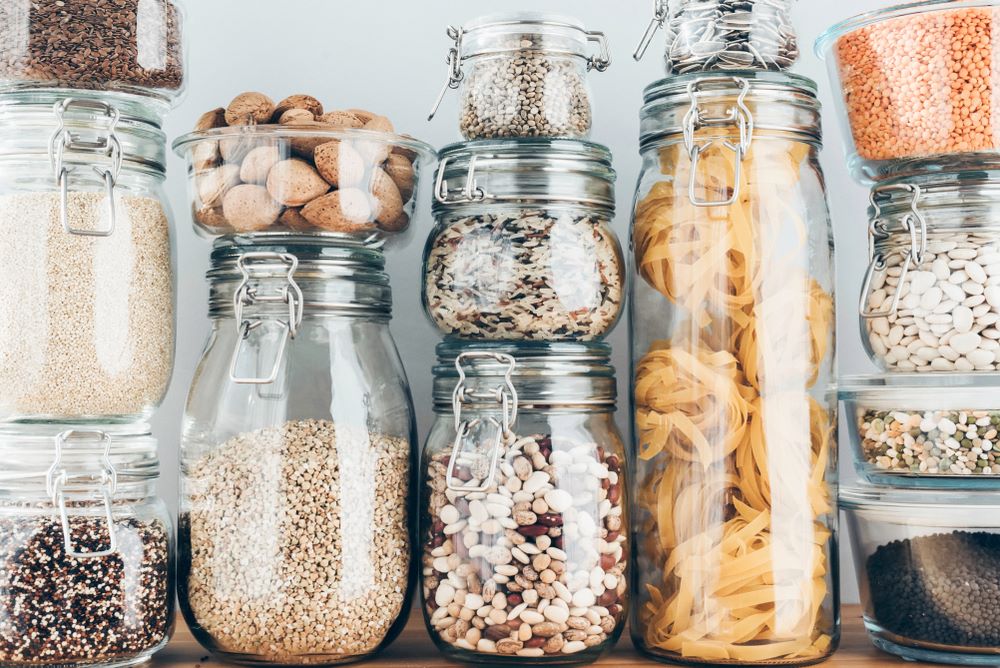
[369,168,404,230]
[272,95,323,122]
[240,146,283,185]
[384,152,415,201]
[196,164,241,207]
[300,189,376,233]
[266,159,330,207]
[223,184,283,232]
[314,141,366,188]
[225,92,275,126]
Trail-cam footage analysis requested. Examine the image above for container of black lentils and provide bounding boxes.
[0,428,173,668]
[843,485,1000,665]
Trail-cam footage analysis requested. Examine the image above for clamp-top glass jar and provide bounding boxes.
[860,172,1000,373]
[0,427,173,667]
[424,139,624,341]
[0,90,175,423]
[428,12,611,140]
[178,236,415,665]
[420,342,628,664]
[630,72,838,664]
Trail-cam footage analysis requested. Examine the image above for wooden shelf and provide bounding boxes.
[155,606,933,667]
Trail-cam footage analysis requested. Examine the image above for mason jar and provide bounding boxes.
[177,236,416,665]
[630,72,839,664]
[860,173,1000,373]
[424,139,624,342]
[420,342,628,664]
[0,90,175,423]
[0,427,173,667]
[428,12,611,140]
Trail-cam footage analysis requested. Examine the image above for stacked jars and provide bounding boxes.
[171,98,435,665]
[630,3,840,665]
[817,1,1000,664]
[421,12,629,665]
[0,3,185,666]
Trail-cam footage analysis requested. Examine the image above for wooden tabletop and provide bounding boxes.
[154,606,933,667]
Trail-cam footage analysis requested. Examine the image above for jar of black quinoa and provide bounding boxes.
[0,427,173,667]
[842,485,1000,664]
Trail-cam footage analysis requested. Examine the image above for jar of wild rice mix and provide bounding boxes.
[0,90,175,423]
[428,12,610,140]
[423,139,624,341]
[420,342,628,664]
[0,427,173,668]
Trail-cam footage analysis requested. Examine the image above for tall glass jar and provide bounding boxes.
[0,90,176,423]
[420,342,628,664]
[0,427,173,667]
[177,236,415,665]
[424,139,625,342]
[629,72,839,665]
[428,12,611,140]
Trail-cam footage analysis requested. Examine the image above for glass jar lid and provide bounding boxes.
[842,483,1000,516]
[870,171,1000,228]
[433,138,615,212]
[840,374,1000,410]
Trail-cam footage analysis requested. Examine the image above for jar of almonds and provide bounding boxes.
[421,342,627,664]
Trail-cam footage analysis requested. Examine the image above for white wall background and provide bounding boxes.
[154,0,896,606]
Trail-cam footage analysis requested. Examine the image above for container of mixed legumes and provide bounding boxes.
[817,0,1000,182]
[843,485,1000,664]
[842,375,1000,487]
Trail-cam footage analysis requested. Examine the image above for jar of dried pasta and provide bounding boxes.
[423,138,625,341]
[420,342,627,664]
[630,72,838,664]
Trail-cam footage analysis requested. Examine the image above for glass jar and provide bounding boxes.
[424,139,624,342]
[630,72,838,664]
[420,342,627,664]
[634,0,798,74]
[0,90,175,423]
[177,236,415,665]
[842,485,1000,665]
[0,0,185,105]
[0,427,173,667]
[860,173,1000,373]
[428,12,611,140]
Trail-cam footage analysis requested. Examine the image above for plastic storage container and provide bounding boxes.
[177,237,415,665]
[173,126,434,243]
[0,0,185,105]
[420,342,627,664]
[630,72,839,664]
[428,12,611,140]
[817,0,1000,182]
[0,427,173,667]
[842,485,1000,665]
[860,173,1000,372]
[634,0,799,74]
[0,90,175,423]
[424,139,624,341]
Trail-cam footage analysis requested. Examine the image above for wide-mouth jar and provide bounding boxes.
[842,485,1000,665]
[817,0,1000,183]
[0,426,173,668]
[859,172,1000,373]
[424,138,624,342]
[429,12,611,140]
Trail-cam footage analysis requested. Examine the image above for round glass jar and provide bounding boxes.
[0,0,185,105]
[0,427,173,668]
[630,72,839,664]
[420,342,627,664]
[0,90,175,423]
[633,0,798,74]
[424,139,624,342]
[178,236,416,665]
[429,12,611,140]
[842,485,1000,665]
[860,173,1000,373]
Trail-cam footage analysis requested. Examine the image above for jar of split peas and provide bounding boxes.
[629,71,838,664]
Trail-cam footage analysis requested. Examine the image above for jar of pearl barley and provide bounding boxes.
[861,173,1000,373]
[420,342,627,664]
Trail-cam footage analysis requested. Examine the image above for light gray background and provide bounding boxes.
[154,0,894,606]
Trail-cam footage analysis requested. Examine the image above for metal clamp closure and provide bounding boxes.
[48,98,123,238]
[682,76,754,208]
[229,252,305,385]
[585,31,612,71]
[46,430,118,559]
[446,352,518,493]
[428,25,465,121]
[633,0,668,61]
[860,184,926,319]
[434,154,490,205]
